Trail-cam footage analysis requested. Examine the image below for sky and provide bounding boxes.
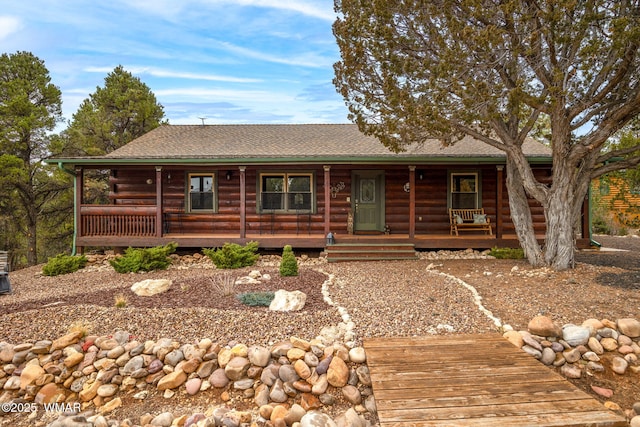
[0,0,351,127]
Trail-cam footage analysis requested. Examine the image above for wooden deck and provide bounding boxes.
[364,334,627,427]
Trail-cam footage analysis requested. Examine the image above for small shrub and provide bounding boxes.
[67,320,93,338]
[203,241,259,269]
[488,247,525,259]
[210,272,236,296]
[114,293,128,308]
[592,216,612,235]
[236,291,275,307]
[42,254,88,276]
[279,245,298,277]
[110,242,178,273]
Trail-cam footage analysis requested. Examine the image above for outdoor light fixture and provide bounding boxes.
[326,232,335,245]
[226,171,232,180]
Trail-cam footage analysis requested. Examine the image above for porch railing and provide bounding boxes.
[80,205,157,237]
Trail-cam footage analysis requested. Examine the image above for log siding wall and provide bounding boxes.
[88,163,552,241]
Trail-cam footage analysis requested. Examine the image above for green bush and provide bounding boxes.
[236,291,275,307]
[203,241,259,269]
[279,245,299,277]
[110,242,178,273]
[592,216,612,235]
[42,254,88,276]
[488,247,525,259]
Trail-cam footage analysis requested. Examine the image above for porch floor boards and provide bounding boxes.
[161,233,547,250]
[364,334,627,427]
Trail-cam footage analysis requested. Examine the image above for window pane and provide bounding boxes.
[288,192,311,210]
[261,175,285,210]
[452,193,476,209]
[288,176,311,192]
[189,174,214,210]
[453,175,476,193]
[360,178,376,203]
[263,176,284,192]
[203,176,213,192]
[191,176,201,192]
[451,173,478,209]
[261,192,284,210]
[260,173,313,212]
[191,192,214,210]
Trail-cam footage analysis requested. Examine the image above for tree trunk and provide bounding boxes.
[26,201,38,266]
[542,158,591,271]
[543,190,576,270]
[505,157,545,267]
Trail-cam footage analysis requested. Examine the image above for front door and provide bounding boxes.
[353,171,385,232]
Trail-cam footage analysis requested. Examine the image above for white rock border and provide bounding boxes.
[425,266,503,330]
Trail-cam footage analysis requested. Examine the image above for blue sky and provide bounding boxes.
[0,0,350,126]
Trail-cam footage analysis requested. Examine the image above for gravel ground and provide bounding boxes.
[321,261,497,341]
[2,236,637,348]
[0,257,341,346]
[1,237,639,423]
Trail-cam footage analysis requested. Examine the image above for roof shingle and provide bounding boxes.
[103,124,551,160]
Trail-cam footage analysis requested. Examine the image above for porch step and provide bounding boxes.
[325,243,419,262]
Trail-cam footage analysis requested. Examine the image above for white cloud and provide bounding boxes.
[215,41,333,68]
[155,87,291,103]
[121,0,335,22]
[0,16,22,41]
[84,66,261,83]
[231,0,335,21]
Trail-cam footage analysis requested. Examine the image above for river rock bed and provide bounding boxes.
[0,330,374,427]
[2,317,640,426]
[505,315,640,423]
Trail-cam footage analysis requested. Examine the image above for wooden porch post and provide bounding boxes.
[239,166,246,238]
[324,166,331,236]
[496,165,504,239]
[409,165,416,238]
[75,167,83,243]
[155,166,163,237]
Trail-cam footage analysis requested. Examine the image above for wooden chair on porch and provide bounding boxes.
[0,251,12,295]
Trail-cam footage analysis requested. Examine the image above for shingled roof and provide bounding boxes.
[71,124,551,164]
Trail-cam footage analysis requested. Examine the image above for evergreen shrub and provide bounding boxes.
[236,291,275,307]
[279,245,299,277]
[203,241,259,269]
[488,247,525,259]
[110,242,178,273]
[42,254,88,276]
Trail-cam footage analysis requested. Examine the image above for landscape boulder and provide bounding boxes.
[562,324,590,347]
[269,290,307,312]
[527,315,561,337]
[131,279,172,296]
[617,318,640,338]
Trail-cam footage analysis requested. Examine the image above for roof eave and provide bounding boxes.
[45,155,552,167]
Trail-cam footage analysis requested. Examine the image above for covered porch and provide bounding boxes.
[72,162,593,252]
[75,228,593,252]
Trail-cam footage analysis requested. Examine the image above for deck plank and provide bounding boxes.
[364,334,627,427]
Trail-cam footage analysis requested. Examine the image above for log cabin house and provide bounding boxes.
[48,124,592,257]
